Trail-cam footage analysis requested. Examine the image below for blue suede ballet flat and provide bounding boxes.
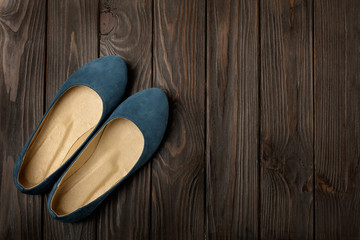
[13,56,128,194]
[47,88,168,223]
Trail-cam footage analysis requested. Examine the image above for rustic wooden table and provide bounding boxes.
[1,0,359,239]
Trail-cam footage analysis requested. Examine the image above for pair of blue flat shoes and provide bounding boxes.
[13,56,168,223]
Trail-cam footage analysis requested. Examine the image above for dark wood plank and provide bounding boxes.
[0,0,45,239]
[314,0,360,239]
[206,0,259,239]
[97,0,153,238]
[43,0,99,239]
[152,0,205,238]
[260,0,314,239]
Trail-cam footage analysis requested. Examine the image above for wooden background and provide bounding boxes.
[0,0,359,239]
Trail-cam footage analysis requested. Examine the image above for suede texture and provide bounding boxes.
[47,88,169,223]
[13,56,128,194]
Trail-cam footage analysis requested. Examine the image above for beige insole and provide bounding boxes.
[18,85,103,189]
[50,118,144,216]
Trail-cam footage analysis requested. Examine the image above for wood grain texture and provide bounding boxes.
[43,0,99,239]
[2,0,360,238]
[260,0,314,239]
[98,0,153,238]
[152,0,205,238]
[0,0,45,239]
[314,0,360,239]
[206,0,259,239]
